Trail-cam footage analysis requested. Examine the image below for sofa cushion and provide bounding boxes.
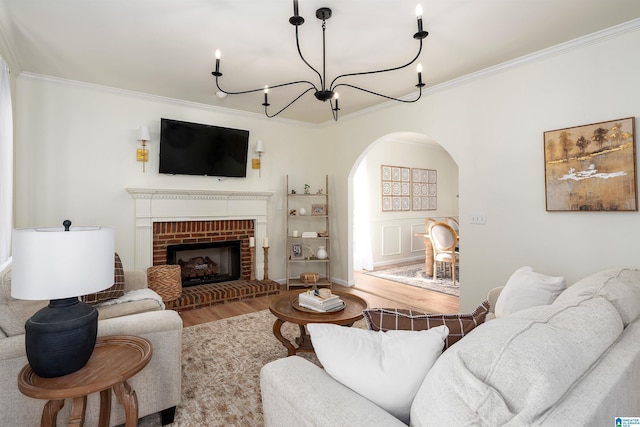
[495,266,566,317]
[81,253,126,304]
[307,322,448,424]
[410,296,623,426]
[553,268,640,326]
[0,298,47,337]
[363,300,489,350]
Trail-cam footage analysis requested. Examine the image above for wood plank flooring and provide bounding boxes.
[178,265,459,327]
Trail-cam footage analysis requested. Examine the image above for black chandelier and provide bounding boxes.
[212,1,429,121]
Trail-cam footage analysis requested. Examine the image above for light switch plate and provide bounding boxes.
[470,212,486,225]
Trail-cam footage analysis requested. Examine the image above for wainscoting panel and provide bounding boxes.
[411,222,427,253]
[381,225,402,257]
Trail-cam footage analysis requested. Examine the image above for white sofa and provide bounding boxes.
[0,259,183,426]
[261,268,640,426]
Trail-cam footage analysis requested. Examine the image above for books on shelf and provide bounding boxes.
[298,291,344,312]
[301,232,318,238]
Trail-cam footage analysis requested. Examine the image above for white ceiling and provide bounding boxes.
[1,0,640,124]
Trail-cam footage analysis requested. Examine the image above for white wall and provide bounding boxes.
[323,23,640,310]
[13,22,640,312]
[14,75,325,280]
[359,135,458,267]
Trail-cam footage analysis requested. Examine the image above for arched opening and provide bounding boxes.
[347,131,459,292]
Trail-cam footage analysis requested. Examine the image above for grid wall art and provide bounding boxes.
[411,167,438,211]
[381,165,437,211]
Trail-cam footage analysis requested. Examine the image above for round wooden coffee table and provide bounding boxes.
[269,290,368,356]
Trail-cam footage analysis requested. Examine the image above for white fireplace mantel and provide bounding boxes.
[126,188,274,274]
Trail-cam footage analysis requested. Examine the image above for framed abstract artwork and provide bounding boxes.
[543,117,637,211]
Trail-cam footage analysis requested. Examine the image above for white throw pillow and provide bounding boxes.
[495,266,566,318]
[307,323,448,424]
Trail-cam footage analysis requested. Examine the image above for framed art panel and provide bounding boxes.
[381,165,411,211]
[544,117,637,211]
[411,168,437,211]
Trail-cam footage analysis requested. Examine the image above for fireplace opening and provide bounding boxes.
[167,240,241,287]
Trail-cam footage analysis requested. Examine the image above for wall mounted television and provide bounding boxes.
[159,118,249,178]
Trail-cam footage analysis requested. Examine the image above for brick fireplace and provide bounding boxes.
[126,188,273,279]
[153,219,254,282]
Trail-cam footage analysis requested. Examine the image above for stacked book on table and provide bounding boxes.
[298,291,345,313]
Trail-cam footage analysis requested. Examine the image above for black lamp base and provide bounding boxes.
[25,297,98,378]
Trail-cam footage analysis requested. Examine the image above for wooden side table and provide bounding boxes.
[18,335,152,427]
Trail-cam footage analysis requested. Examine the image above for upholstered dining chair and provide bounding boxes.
[428,221,459,284]
[425,217,438,230]
[445,217,459,234]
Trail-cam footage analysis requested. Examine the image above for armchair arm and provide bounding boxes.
[123,269,148,292]
[485,286,504,321]
[261,356,406,427]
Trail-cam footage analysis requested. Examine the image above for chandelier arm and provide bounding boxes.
[215,76,317,96]
[265,87,316,118]
[329,38,423,91]
[294,24,323,87]
[333,83,423,103]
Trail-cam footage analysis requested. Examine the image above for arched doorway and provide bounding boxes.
[348,131,459,280]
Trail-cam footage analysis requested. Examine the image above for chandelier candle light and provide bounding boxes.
[212,1,428,121]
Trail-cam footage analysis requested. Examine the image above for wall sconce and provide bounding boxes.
[137,125,150,172]
[252,139,265,177]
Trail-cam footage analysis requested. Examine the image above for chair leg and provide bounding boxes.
[433,260,438,280]
[452,262,456,284]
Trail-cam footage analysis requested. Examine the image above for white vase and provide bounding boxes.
[299,208,306,216]
[317,246,328,260]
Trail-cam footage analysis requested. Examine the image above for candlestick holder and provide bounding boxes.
[249,246,256,281]
[263,246,269,281]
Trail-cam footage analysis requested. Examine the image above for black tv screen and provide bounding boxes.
[159,118,249,178]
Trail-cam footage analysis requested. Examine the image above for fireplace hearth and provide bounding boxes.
[167,240,241,287]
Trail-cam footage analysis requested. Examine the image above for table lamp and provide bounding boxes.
[11,220,114,377]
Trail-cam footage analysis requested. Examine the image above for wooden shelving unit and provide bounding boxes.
[285,175,331,290]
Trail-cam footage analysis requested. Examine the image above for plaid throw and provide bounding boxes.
[81,253,126,304]
[363,300,490,350]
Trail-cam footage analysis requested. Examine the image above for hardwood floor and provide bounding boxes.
[178,264,459,327]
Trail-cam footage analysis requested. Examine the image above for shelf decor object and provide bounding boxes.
[11,220,115,378]
[212,1,428,121]
[544,117,637,211]
[291,243,304,260]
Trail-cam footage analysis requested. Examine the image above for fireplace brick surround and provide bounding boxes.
[127,188,280,311]
[152,219,254,280]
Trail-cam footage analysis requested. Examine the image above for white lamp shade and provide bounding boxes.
[138,125,150,142]
[255,139,265,154]
[11,226,115,300]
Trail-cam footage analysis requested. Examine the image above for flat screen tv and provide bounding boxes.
[159,118,249,178]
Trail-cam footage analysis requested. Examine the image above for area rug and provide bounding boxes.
[364,262,459,297]
[137,310,365,427]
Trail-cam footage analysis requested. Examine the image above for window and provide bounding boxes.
[0,57,13,265]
